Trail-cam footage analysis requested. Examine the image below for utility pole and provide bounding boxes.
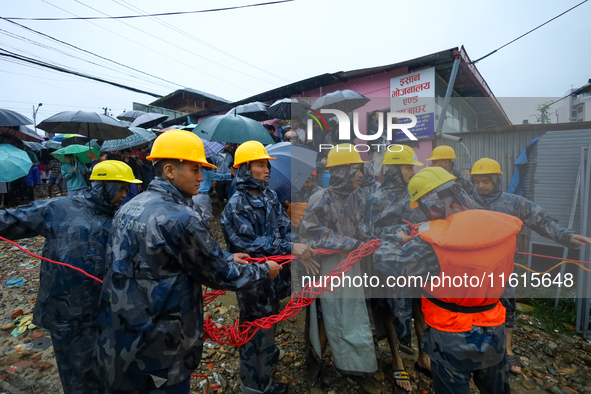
[102,107,111,116]
[32,103,43,133]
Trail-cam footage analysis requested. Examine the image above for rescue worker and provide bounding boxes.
[364,145,425,391]
[292,171,319,203]
[95,131,282,394]
[375,167,516,394]
[352,160,381,208]
[470,157,591,375]
[220,140,317,394]
[426,145,475,195]
[299,144,378,394]
[0,160,140,394]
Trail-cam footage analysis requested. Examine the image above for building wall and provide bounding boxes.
[294,66,435,162]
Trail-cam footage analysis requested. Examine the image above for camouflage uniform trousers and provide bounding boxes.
[423,324,509,394]
[431,359,510,394]
[51,327,104,394]
[239,303,280,394]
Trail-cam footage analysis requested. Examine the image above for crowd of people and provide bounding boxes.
[0,127,590,394]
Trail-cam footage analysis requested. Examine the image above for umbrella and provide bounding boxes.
[37,111,131,140]
[62,135,89,147]
[51,144,100,164]
[116,110,146,122]
[267,98,311,120]
[311,89,370,113]
[51,133,83,142]
[266,142,317,196]
[202,140,224,158]
[23,141,46,152]
[101,127,156,152]
[227,102,270,121]
[0,125,44,142]
[0,144,33,182]
[89,139,102,151]
[130,113,169,129]
[44,140,62,150]
[0,108,33,127]
[194,113,274,145]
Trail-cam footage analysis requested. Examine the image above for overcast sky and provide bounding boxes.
[1,0,589,126]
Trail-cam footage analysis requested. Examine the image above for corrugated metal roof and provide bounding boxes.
[530,129,591,247]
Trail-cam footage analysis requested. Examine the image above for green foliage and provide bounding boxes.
[519,297,577,336]
[535,101,552,124]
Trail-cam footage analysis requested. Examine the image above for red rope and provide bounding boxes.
[190,374,210,393]
[0,235,103,283]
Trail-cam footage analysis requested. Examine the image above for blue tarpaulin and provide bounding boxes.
[507,137,540,195]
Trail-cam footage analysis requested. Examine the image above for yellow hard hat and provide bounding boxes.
[233,140,276,168]
[470,158,503,175]
[146,130,216,168]
[426,145,457,161]
[326,144,368,167]
[89,160,142,184]
[382,145,423,166]
[408,167,456,209]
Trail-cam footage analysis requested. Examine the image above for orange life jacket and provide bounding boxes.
[418,209,523,332]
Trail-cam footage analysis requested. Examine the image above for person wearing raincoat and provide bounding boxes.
[220,141,316,394]
[364,145,425,392]
[470,158,591,375]
[298,143,378,394]
[61,154,88,196]
[95,132,282,394]
[426,145,475,196]
[374,166,519,394]
[352,160,381,208]
[0,160,140,394]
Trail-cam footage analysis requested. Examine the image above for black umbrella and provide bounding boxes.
[116,110,146,122]
[267,98,310,120]
[130,113,169,129]
[62,135,89,147]
[227,101,270,121]
[37,111,132,140]
[311,89,370,113]
[0,125,44,142]
[0,108,33,127]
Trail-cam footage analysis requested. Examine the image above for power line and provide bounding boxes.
[471,0,588,64]
[0,47,163,97]
[4,1,294,21]
[39,0,256,94]
[1,17,184,90]
[114,0,290,83]
[74,0,279,87]
[0,28,174,90]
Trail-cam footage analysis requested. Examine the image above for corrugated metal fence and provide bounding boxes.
[435,129,547,192]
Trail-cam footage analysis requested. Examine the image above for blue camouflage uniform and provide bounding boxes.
[298,165,377,379]
[0,181,124,394]
[291,178,321,204]
[352,161,381,209]
[374,190,510,394]
[364,165,427,346]
[473,175,575,328]
[451,163,475,196]
[220,164,292,394]
[95,177,270,393]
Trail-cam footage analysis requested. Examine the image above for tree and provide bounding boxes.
[535,101,552,124]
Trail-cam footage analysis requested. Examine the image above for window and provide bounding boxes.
[572,111,578,117]
[578,106,584,113]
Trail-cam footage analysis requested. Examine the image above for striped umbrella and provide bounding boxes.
[101,127,156,152]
